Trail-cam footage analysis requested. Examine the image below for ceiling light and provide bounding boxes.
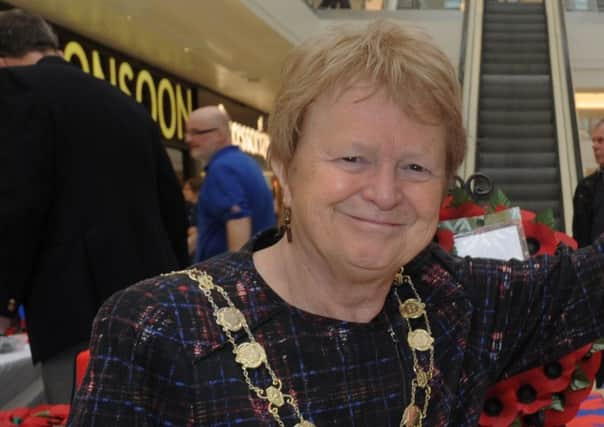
[576,93,604,110]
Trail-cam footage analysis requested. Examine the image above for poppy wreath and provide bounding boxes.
[435,186,602,427]
[0,404,70,427]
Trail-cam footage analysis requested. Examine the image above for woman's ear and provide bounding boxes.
[271,159,292,205]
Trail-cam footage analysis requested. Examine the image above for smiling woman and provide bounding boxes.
[69,20,604,427]
[266,84,447,293]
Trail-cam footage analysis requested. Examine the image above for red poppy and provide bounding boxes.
[439,201,485,221]
[544,385,593,426]
[435,228,454,253]
[520,210,536,223]
[554,231,579,251]
[512,369,554,415]
[577,348,602,378]
[0,404,70,427]
[535,352,577,393]
[522,220,558,256]
[479,377,520,427]
[0,407,31,426]
[3,327,18,336]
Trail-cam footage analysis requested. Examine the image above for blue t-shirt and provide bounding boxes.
[195,146,276,262]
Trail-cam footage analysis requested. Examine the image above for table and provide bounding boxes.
[0,334,44,409]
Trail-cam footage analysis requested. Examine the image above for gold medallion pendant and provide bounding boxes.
[399,298,425,319]
[234,342,267,369]
[216,307,245,332]
[266,386,285,407]
[181,266,433,427]
[407,329,434,352]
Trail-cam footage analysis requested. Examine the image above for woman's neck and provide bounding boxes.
[253,237,395,323]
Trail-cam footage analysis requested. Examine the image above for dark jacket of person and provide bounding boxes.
[573,171,601,247]
[0,56,188,363]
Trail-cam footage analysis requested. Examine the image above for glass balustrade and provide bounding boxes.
[305,0,462,11]
[566,0,603,11]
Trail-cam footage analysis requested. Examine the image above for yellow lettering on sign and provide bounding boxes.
[176,85,193,140]
[118,62,134,96]
[63,41,89,73]
[91,50,105,80]
[108,57,117,86]
[136,70,157,120]
[158,78,176,140]
[63,39,192,141]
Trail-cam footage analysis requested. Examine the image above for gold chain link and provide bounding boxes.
[168,269,314,427]
[165,267,433,427]
[394,270,435,427]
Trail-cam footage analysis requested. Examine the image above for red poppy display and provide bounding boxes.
[522,220,557,256]
[439,190,600,427]
[0,404,69,427]
[435,228,454,253]
[439,200,486,221]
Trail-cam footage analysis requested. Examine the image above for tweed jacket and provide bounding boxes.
[68,230,604,426]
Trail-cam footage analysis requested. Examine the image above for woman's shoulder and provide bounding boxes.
[97,251,282,359]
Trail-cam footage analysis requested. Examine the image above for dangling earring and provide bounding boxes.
[282,206,292,243]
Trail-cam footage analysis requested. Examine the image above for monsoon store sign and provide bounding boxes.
[57,29,195,143]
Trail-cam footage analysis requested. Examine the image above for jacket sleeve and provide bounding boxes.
[0,84,53,317]
[151,124,189,268]
[465,241,604,381]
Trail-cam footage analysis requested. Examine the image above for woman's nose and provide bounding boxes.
[362,167,402,210]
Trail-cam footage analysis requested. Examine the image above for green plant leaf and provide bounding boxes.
[550,394,565,411]
[534,208,557,230]
[590,338,604,353]
[571,365,590,390]
[510,417,523,427]
[488,189,511,211]
[450,187,472,208]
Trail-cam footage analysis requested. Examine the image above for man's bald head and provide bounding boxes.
[185,106,232,162]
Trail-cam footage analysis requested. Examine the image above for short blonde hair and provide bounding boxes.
[268,19,466,178]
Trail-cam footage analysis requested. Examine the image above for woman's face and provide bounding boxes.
[275,84,448,276]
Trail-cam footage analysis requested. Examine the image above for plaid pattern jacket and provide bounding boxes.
[68,231,604,426]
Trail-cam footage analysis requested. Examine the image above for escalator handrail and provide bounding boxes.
[458,0,471,87]
[557,0,584,180]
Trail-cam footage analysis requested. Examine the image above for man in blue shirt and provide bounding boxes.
[185,106,276,261]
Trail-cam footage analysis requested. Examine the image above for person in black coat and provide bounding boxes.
[573,118,604,248]
[0,9,188,403]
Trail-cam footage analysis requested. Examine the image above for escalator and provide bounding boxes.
[468,0,580,231]
[476,0,561,222]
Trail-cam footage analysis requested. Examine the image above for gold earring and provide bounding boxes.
[282,207,292,243]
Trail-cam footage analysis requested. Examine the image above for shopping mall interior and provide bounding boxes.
[3,0,604,424]
[1,0,603,233]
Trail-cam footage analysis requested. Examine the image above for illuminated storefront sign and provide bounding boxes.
[230,120,270,159]
[55,30,195,143]
[55,28,270,160]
